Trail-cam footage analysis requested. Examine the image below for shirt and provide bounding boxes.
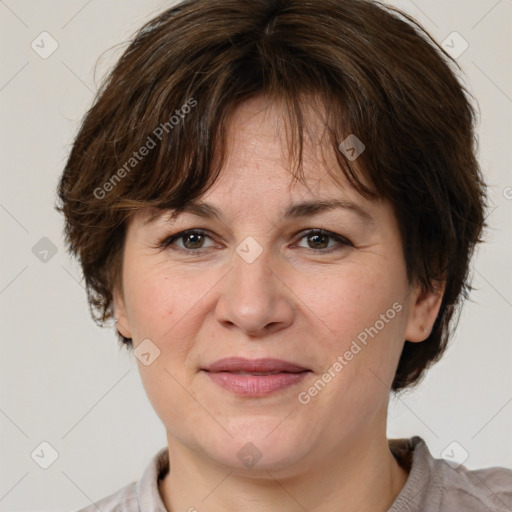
[74,436,512,511]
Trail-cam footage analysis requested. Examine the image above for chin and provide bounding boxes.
[201,419,312,474]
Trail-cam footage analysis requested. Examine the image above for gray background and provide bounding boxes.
[0,0,511,510]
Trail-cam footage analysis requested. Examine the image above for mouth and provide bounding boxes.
[201,357,311,397]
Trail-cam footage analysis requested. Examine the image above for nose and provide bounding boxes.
[214,242,295,338]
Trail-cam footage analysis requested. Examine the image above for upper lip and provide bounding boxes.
[202,357,309,373]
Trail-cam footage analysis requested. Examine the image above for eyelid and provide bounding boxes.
[292,228,354,250]
[157,229,217,251]
[156,228,354,253]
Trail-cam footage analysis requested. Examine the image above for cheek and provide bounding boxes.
[121,260,207,430]
[296,262,409,400]
[122,257,223,356]
[122,257,185,343]
[298,264,407,344]
[124,276,171,342]
[294,266,407,409]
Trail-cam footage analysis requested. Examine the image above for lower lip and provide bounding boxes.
[204,371,309,396]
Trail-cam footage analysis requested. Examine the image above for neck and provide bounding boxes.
[158,428,409,512]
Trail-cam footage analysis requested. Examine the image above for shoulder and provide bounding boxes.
[74,482,139,512]
[435,455,512,511]
[390,436,512,512]
[72,447,169,512]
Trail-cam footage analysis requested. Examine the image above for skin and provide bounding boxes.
[114,95,444,512]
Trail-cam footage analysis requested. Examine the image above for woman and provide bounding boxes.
[56,0,512,510]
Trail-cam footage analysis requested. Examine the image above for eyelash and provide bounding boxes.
[157,229,353,254]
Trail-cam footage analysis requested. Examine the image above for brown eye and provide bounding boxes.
[181,232,205,249]
[296,229,353,252]
[159,230,215,251]
[307,232,330,249]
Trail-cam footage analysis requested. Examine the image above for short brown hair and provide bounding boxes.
[56,0,486,391]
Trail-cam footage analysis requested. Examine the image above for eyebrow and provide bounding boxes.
[145,199,374,225]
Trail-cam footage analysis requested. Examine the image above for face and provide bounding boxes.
[114,95,441,474]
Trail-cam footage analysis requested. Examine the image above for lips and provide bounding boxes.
[201,358,310,396]
[202,357,309,373]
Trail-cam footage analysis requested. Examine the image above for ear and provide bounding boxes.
[113,284,132,339]
[404,280,445,343]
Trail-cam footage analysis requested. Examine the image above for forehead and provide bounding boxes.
[222,95,331,176]
[206,95,368,200]
[133,94,380,227]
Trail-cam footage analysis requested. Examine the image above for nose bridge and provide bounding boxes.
[233,237,272,296]
[215,236,293,336]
